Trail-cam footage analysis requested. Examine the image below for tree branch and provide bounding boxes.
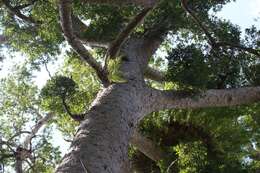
[144,66,166,82]
[0,140,16,153]
[104,7,153,74]
[59,0,110,87]
[71,15,109,48]
[2,0,40,24]
[131,129,166,162]
[150,86,260,111]
[81,0,158,7]
[23,113,53,149]
[0,153,14,161]
[8,131,31,143]
[13,0,38,10]
[106,8,152,59]
[215,41,260,56]
[181,0,260,57]
[181,0,215,45]
[61,97,85,122]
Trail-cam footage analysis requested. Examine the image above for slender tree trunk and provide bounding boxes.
[15,157,23,173]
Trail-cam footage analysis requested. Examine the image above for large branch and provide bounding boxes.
[59,0,109,87]
[71,15,109,48]
[81,0,157,7]
[181,0,260,57]
[144,66,166,82]
[104,7,153,74]
[150,86,260,111]
[23,113,53,149]
[107,8,152,59]
[131,130,166,162]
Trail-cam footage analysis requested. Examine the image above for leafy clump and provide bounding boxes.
[166,45,210,89]
[173,141,208,173]
[108,56,127,83]
[41,75,77,98]
[40,75,77,112]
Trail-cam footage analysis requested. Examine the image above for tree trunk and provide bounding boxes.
[15,157,23,173]
[56,81,154,173]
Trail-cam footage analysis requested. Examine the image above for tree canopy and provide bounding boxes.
[0,0,260,172]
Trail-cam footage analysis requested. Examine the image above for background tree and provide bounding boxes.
[0,65,60,172]
[0,0,260,172]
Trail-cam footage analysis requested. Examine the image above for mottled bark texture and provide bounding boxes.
[150,87,260,111]
[56,0,260,172]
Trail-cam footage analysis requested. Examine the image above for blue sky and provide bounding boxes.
[217,0,260,29]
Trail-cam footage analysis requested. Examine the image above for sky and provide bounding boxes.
[0,0,260,172]
[217,0,260,29]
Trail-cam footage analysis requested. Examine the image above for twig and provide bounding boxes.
[166,159,178,173]
[79,158,91,173]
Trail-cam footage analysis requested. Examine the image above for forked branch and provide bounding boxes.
[106,7,152,59]
[104,7,153,73]
[23,113,53,149]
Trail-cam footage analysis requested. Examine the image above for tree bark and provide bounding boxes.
[56,82,154,173]
[131,130,166,162]
[150,87,260,111]
[55,1,260,172]
[15,158,23,173]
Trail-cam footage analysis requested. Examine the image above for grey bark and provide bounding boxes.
[55,1,260,172]
[23,113,53,149]
[150,87,260,111]
[131,130,166,162]
[55,82,154,173]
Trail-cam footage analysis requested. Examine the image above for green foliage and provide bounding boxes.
[0,64,61,172]
[41,75,77,99]
[0,0,260,172]
[108,56,127,83]
[166,45,210,89]
[174,141,208,173]
[244,63,260,86]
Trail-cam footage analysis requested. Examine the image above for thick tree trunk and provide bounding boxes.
[56,81,153,173]
[56,1,260,172]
